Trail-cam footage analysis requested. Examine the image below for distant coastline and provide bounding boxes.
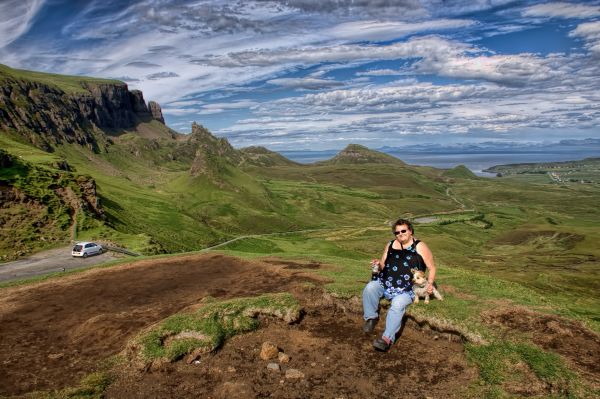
[279,140,600,176]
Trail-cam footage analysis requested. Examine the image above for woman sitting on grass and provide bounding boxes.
[362,218,437,351]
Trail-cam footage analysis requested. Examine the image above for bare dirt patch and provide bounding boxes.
[0,253,318,396]
[484,308,600,385]
[107,289,477,399]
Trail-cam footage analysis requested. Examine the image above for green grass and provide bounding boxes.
[0,148,105,260]
[466,342,582,398]
[18,372,112,399]
[0,63,121,95]
[0,134,61,164]
[135,293,300,363]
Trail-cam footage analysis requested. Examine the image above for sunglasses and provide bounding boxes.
[394,229,409,235]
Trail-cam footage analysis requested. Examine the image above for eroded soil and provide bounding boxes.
[107,289,476,399]
[0,253,318,395]
[0,254,477,398]
[484,308,600,387]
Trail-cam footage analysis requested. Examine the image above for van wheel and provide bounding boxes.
[83,253,88,258]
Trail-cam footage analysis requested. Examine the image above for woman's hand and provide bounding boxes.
[427,282,434,294]
[370,259,380,271]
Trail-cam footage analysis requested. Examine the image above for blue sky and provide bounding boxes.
[1,0,600,150]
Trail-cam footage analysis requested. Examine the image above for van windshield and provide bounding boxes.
[73,245,83,251]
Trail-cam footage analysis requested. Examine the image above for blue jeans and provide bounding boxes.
[362,280,413,343]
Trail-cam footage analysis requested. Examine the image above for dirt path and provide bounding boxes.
[445,187,467,210]
[0,245,119,283]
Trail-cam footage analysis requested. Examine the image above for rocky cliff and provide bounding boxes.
[0,64,165,152]
[148,101,165,124]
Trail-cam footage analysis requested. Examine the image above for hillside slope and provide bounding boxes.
[316,144,405,165]
[0,65,475,257]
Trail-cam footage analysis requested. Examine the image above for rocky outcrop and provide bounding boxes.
[0,66,165,152]
[188,122,241,179]
[0,79,101,151]
[75,175,104,217]
[148,101,165,124]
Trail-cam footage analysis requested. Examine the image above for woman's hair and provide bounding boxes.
[393,218,414,234]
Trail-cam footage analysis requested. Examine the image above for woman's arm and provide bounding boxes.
[416,241,436,294]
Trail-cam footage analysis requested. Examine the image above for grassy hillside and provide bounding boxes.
[443,164,478,179]
[1,117,471,256]
[0,147,103,260]
[485,157,600,183]
[316,143,405,165]
[2,128,599,398]
[0,64,121,94]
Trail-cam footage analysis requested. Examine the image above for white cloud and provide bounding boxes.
[0,0,44,48]
[522,2,600,19]
[267,77,344,90]
[257,81,500,114]
[325,19,476,41]
[161,107,199,116]
[3,0,600,148]
[165,99,204,107]
[204,36,468,67]
[216,74,600,148]
[417,53,562,85]
[196,100,259,115]
[570,21,600,55]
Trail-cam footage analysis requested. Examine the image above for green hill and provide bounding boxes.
[239,146,300,167]
[317,144,406,165]
[443,164,478,179]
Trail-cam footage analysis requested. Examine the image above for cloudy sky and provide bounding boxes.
[1,0,599,150]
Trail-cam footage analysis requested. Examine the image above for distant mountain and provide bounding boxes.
[559,138,600,146]
[317,144,405,165]
[239,146,300,167]
[378,138,600,154]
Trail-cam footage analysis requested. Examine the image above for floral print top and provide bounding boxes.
[373,239,426,298]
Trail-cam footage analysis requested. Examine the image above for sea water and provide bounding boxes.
[280,147,600,177]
